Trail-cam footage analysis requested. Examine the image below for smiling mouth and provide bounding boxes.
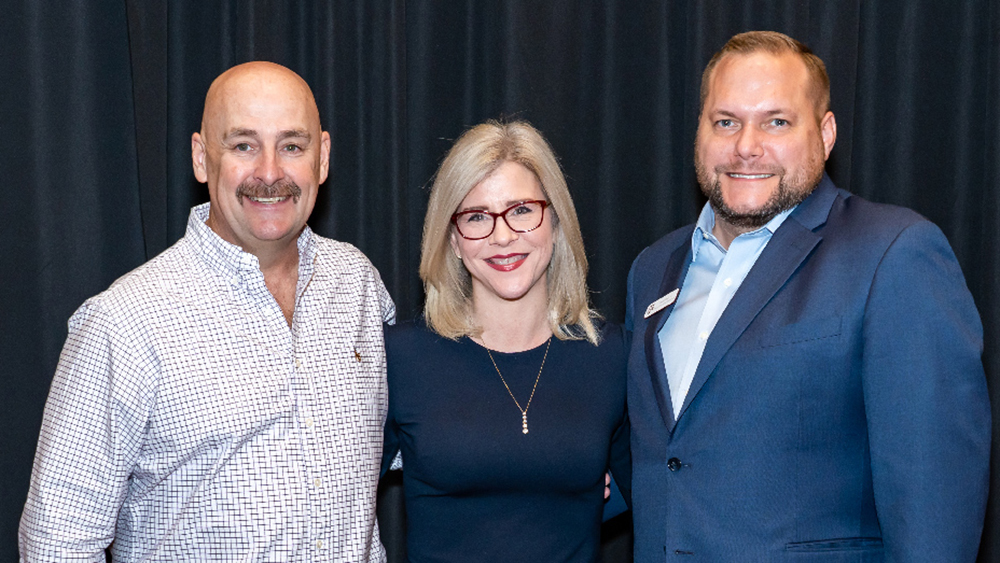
[490,255,524,265]
[486,254,527,271]
[727,173,774,179]
[248,196,289,204]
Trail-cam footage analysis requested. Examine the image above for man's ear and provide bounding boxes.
[192,132,208,183]
[318,131,332,184]
[820,111,837,160]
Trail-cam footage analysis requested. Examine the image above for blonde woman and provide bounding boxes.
[382,120,629,562]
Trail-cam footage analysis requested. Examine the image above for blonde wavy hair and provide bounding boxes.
[420,120,600,345]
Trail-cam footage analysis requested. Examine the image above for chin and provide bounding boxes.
[476,277,544,304]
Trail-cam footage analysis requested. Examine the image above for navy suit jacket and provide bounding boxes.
[625,176,990,562]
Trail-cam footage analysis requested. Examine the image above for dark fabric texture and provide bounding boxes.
[626,177,990,561]
[383,319,630,562]
[1,2,997,563]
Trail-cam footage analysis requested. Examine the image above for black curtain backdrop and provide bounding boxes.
[1,1,997,562]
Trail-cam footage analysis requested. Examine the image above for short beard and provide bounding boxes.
[695,154,823,231]
[235,178,302,204]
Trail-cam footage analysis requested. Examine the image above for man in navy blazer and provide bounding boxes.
[625,31,990,561]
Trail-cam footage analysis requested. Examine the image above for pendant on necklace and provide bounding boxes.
[522,412,529,434]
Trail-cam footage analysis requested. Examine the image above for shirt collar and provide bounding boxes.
[690,202,796,260]
[186,202,316,287]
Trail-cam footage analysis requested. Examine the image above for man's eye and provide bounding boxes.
[716,119,735,128]
[771,118,789,127]
[235,143,252,152]
[283,144,302,153]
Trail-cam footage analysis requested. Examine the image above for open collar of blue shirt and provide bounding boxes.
[690,201,796,259]
[657,202,798,418]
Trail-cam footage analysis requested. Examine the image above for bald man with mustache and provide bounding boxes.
[20,62,395,562]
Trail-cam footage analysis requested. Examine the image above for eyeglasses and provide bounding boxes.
[451,200,550,240]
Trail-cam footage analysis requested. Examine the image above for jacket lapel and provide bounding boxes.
[643,240,692,432]
[673,176,839,422]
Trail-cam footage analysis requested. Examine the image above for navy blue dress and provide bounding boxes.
[382,319,630,562]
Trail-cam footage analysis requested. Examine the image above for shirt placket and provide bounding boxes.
[290,259,334,560]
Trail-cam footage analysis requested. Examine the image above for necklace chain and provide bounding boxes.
[485,337,552,435]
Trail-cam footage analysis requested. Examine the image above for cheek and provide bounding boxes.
[696,139,729,168]
[533,230,556,265]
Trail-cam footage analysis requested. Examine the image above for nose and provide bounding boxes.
[489,216,519,246]
[255,147,285,185]
[734,126,763,160]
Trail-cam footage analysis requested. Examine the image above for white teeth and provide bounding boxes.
[250,196,287,204]
[729,173,772,179]
[492,255,523,265]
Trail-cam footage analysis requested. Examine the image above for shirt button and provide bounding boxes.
[699,331,709,341]
[316,540,323,549]
[295,358,302,368]
[305,417,314,428]
[723,278,732,287]
[314,478,322,488]
[667,457,683,472]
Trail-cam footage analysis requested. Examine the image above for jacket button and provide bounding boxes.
[667,457,682,472]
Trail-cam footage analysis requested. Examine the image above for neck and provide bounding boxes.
[252,238,301,274]
[473,290,552,353]
[712,219,746,250]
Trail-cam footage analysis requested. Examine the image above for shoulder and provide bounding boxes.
[810,191,959,270]
[311,235,382,278]
[630,224,694,276]
[76,237,201,327]
[828,191,932,239]
[385,319,465,392]
[310,235,394,319]
[560,321,627,363]
[386,318,454,357]
[596,321,627,350]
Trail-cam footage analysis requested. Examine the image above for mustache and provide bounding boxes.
[235,178,302,204]
[714,163,786,175]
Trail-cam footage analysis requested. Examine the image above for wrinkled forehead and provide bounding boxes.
[201,64,321,138]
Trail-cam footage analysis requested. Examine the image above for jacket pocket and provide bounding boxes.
[785,537,883,552]
[759,316,843,348]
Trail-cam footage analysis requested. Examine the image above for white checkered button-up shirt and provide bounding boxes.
[19,203,395,563]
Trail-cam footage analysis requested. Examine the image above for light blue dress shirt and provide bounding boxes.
[658,203,795,419]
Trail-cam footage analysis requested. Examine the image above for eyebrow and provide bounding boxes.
[457,199,535,213]
[278,129,312,142]
[222,129,312,142]
[223,128,258,141]
[711,109,792,118]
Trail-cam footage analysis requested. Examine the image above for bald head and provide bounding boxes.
[192,62,331,260]
[200,61,322,143]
